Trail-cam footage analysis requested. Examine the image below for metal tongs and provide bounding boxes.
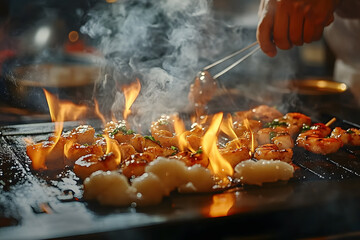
[201,41,260,79]
[189,41,260,110]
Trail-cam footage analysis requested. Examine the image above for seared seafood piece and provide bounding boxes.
[257,128,294,149]
[74,153,120,180]
[233,119,262,138]
[226,137,258,151]
[297,124,342,155]
[26,138,66,170]
[219,147,251,168]
[234,159,294,186]
[112,127,135,144]
[103,120,128,135]
[281,113,311,136]
[254,144,293,162]
[144,146,175,158]
[119,143,137,160]
[61,125,95,145]
[170,151,209,168]
[104,120,135,144]
[272,133,294,149]
[150,115,176,134]
[152,129,178,148]
[121,152,156,178]
[233,105,283,123]
[188,71,217,106]
[83,171,137,206]
[64,143,104,162]
[121,159,148,179]
[331,127,360,146]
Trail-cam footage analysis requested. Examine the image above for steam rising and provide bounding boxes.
[81,0,297,126]
[81,0,243,123]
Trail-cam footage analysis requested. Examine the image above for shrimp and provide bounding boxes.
[233,119,262,137]
[233,105,283,123]
[121,152,156,178]
[254,144,293,162]
[64,143,104,162]
[150,115,175,134]
[61,125,95,145]
[170,151,209,168]
[257,127,294,149]
[219,147,251,167]
[152,129,178,148]
[226,137,258,150]
[74,153,119,180]
[26,138,66,170]
[331,127,360,146]
[266,113,311,137]
[296,124,342,155]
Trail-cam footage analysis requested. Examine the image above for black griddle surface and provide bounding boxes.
[1,120,360,239]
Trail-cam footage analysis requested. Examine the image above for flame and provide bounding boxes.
[243,118,255,155]
[202,113,233,183]
[94,99,107,125]
[28,90,88,170]
[208,194,235,218]
[173,115,187,151]
[104,135,121,164]
[122,78,141,120]
[220,114,242,148]
[44,89,87,140]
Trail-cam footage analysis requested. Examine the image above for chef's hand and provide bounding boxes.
[257,0,340,57]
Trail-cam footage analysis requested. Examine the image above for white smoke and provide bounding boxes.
[81,0,297,127]
[81,0,243,126]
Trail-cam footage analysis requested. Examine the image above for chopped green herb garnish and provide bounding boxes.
[301,124,311,133]
[347,129,355,134]
[190,148,203,157]
[110,126,135,136]
[83,143,89,147]
[96,133,103,137]
[194,148,203,154]
[144,135,161,145]
[144,135,156,141]
[170,146,179,156]
[158,120,169,126]
[269,131,277,140]
[264,120,288,128]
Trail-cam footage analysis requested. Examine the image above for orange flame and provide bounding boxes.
[173,115,187,151]
[122,78,141,120]
[220,114,242,148]
[208,194,235,218]
[44,89,87,141]
[243,118,255,155]
[104,135,121,165]
[202,113,233,183]
[94,99,107,125]
[27,90,88,170]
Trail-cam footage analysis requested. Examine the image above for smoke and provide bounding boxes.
[81,0,250,125]
[81,0,298,127]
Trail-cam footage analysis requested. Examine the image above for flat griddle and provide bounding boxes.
[1,118,360,239]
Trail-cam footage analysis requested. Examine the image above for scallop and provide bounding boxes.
[234,159,294,186]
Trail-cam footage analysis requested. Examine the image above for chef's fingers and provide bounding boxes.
[257,3,277,57]
[289,5,304,46]
[273,1,291,50]
[303,17,316,43]
[312,24,324,41]
[325,14,334,26]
